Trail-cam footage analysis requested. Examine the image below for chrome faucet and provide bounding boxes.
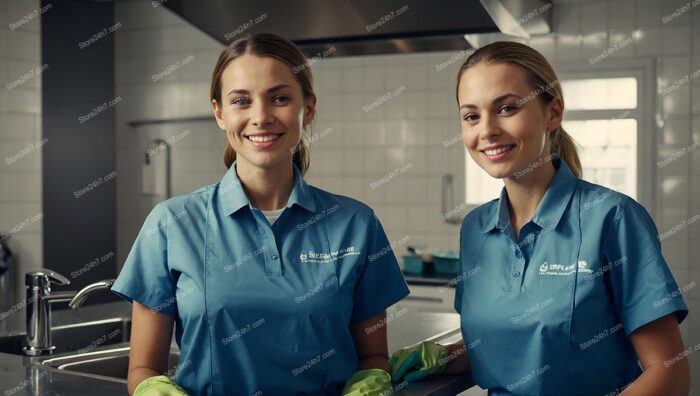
[23,269,115,356]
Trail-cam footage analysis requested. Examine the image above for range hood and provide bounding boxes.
[163,0,552,56]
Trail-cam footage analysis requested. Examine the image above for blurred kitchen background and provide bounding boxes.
[0,0,698,393]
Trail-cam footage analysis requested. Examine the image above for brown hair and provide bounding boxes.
[210,33,314,175]
[455,41,582,178]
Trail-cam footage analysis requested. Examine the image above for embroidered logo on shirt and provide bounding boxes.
[299,246,360,263]
[538,260,592,276]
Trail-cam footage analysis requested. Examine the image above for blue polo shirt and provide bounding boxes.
[111,162,410,395]
[454,159,688,396]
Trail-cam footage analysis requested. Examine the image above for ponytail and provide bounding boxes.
[550,126,582,178]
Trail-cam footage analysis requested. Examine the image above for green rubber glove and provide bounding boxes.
[341,369,393,396]
[388,341,448,382]
[134,375,188,396]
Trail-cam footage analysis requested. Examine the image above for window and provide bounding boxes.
[465,72,645,205]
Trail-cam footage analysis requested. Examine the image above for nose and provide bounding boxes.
[479,113,501,140]
[251,101,274,128]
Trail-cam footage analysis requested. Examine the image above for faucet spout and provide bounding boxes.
[68,279,116,309]
[23,269,116,356]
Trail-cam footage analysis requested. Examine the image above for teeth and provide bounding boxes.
[484,146,513,156]
[247,134,280,143]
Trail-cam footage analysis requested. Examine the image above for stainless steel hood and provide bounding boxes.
[162,0,552,56]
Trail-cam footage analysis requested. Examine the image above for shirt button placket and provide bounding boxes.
[512,245,525,288]
[255,209,282,276]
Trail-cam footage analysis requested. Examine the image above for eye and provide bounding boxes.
[498,104,517,114]
[231,97,249,106]
[273,95,289,104]
[463,113,478,122]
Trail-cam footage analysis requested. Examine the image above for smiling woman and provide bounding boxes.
[209,33,315,181]
[388,41,691,396]
[111,33,409,396]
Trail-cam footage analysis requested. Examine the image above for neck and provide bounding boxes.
[502,158,557,235]
[235,159,295,211]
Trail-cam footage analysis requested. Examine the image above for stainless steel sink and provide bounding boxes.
[0,315,181,382]
[41,347,181,382]
[0,317,131,356]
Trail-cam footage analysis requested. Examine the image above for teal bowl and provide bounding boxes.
[432,251,459,275]
[402,255,426,275]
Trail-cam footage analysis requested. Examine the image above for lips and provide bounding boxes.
[245,134,282,143]
[479,144,516,161]
[481,145,515,156]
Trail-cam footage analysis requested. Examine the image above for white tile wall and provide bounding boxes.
[113,1,700,392]
[0,0,43,303]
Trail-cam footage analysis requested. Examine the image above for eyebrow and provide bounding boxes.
[459,93,523,110]
[227,84,292,97]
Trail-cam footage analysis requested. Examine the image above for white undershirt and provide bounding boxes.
[260,208,285,225]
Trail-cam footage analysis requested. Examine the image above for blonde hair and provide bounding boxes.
[455,41,581,178]
[210,33,313,175]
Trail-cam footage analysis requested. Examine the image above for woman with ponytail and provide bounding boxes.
[112,33,408,395]
[389,42,690,395]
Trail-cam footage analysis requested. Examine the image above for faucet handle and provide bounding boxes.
[25,269,71,288]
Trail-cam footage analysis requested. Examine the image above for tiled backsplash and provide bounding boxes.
[0,0,43,303]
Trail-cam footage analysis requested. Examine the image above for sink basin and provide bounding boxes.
[0,318,131,355]
[41,347,181,382]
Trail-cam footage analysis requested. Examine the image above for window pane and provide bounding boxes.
[561,78,637,110]
[563,119,637,199]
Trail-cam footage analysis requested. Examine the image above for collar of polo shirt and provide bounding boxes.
[481,159,578,234]
[219,160,317,216]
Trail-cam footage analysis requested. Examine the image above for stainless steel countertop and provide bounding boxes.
[0,301,473,395]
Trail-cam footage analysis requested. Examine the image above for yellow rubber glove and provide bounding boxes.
[341,369,393,396]
[134,375,188,396]
[388,341,448,382]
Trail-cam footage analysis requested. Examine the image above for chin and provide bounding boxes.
[480,163,513,179]
[249,153,290,168]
